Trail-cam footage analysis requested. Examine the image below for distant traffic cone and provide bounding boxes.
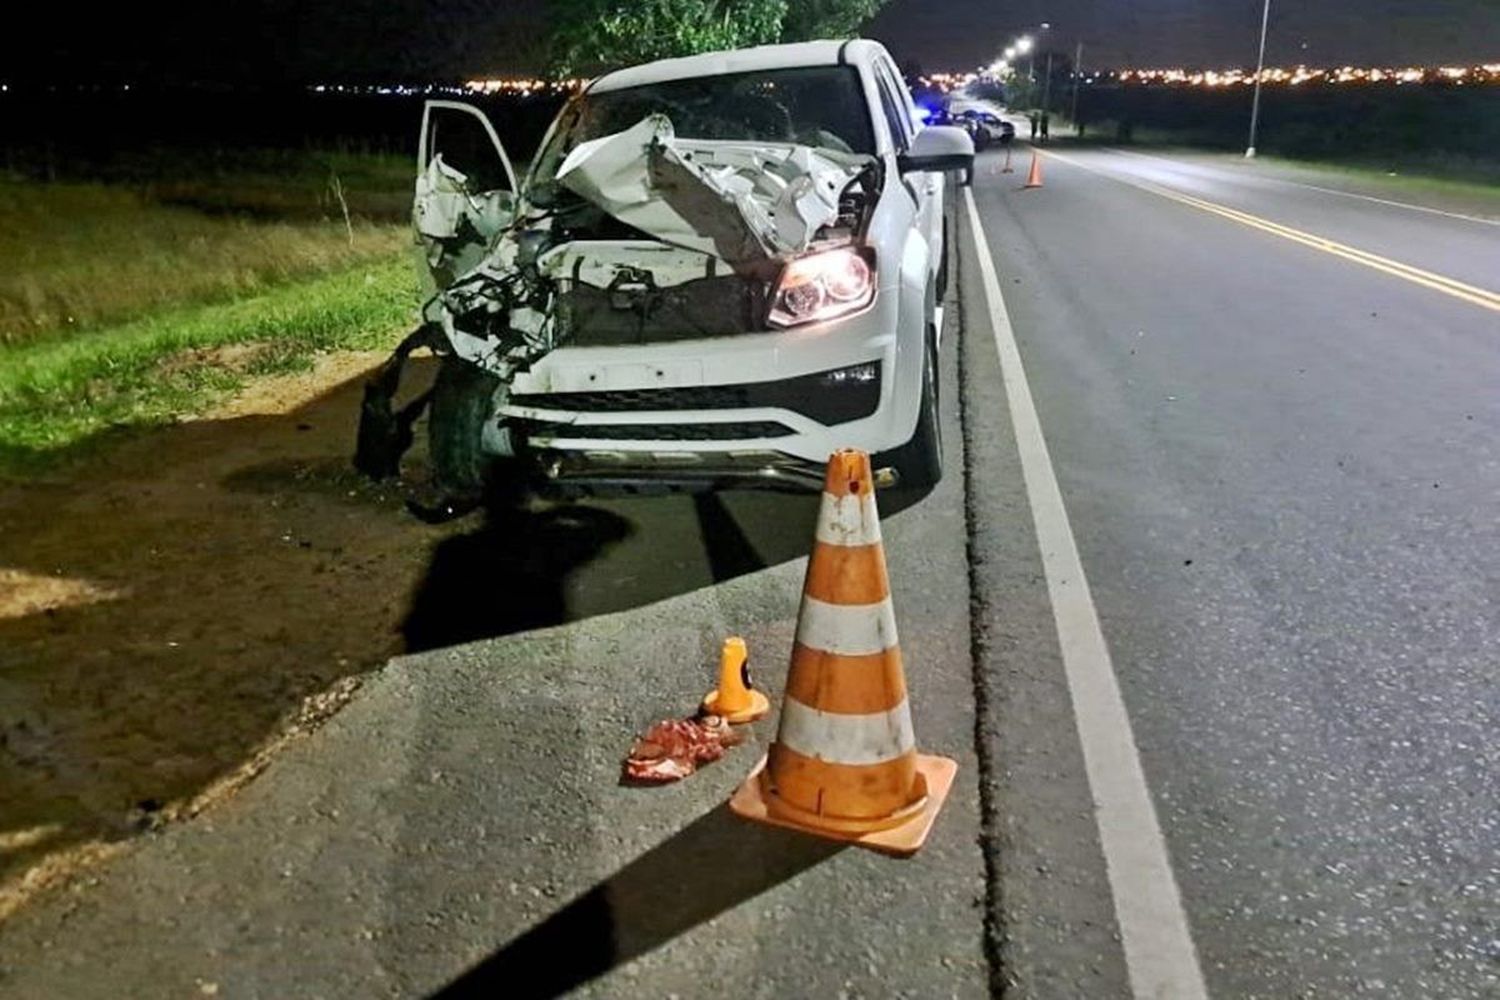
[1023,150,1044,188]
[703,636,769,723]
[729,449,957,857]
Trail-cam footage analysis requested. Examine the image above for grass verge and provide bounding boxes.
[0,175,409,346]
[1249,154,1500,201]
[0,254,417,475]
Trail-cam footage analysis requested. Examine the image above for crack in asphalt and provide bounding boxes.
[954,206,1011,997]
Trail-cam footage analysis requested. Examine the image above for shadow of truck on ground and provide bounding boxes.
[0,356,815,915]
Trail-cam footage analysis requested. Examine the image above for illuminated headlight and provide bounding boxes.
[768,248,876,328]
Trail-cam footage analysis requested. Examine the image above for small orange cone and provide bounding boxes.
[702,636,769,724]
[1023,150,1044,188]
[729,449,957,857]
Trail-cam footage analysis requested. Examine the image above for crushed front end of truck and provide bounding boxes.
[356,110,881,514]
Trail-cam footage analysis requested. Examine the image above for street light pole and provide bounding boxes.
[1070,41,1084,130]
[1042,51,1054,112]
[1246,0,1272,157]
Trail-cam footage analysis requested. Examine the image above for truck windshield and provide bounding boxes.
[528,65,875,202]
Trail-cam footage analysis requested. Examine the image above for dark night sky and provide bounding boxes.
[868,0,1500,72]
[4,0,1496,83]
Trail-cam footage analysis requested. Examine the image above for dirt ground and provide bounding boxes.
[0,352,479,919]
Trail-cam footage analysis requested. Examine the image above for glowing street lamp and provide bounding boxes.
[1017,31,1043,83]
[1005,47,1017,60]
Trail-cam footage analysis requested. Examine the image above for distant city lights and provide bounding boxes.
[305,79,583,97]
[910,61,1499,95]
[918,72,981,93]
[1084,63,1500,88]
[155,65,1500,99]
[463,78,584,95]
[3,63,1495,99]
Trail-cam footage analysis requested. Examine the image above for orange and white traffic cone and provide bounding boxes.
[729,449,957,857]
[703,636,769,723]
[1023,150,1044,189]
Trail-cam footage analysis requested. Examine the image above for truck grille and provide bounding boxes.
[511,362,881,427]
[521,421,794,441]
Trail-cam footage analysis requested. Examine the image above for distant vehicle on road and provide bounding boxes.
[360,40,974,507]
[953,109,1014,149]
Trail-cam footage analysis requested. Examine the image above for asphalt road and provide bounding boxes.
[0,145,1496,999]
[966,142,1500,997]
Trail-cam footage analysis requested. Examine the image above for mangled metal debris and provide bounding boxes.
[357,111,881,502]
[413,155,517,287]
[555,113,873,266]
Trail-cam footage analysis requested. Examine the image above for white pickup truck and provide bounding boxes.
[356,39,973,512]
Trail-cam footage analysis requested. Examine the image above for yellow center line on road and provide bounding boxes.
[1040,148,1500,315]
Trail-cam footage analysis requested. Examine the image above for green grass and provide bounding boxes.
[0,177,410,346]
[1249,154,1500,200]
[102,149,417,229]
[0,255,418,473]
[0,149,424,475]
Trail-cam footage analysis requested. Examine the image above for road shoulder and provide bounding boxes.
[956,178,1133,998]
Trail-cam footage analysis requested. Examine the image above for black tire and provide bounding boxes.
[428,356,500,497]
[881,321,943,495]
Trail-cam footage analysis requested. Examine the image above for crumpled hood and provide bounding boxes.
[554,114,875,266]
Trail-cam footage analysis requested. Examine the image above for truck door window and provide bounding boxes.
[425,105,513,194]
[873,66,914,152]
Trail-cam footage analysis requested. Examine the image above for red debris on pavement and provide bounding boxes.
[622,714,745,785]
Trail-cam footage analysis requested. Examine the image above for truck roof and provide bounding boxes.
[587,38,886,94]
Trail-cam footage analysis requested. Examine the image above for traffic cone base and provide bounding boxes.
[727,448,956,857]
[730,753,957,857]
[703,687,769,723]
[1023,152,1044,189]
[702,636,770,723]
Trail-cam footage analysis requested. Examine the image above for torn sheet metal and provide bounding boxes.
[413,155,516,284]
[406,115,874,388]
[535,240,720,289]
[421,257,553,378]
[556,114,872,266]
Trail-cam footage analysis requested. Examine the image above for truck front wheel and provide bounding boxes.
[880,321,943,496]
[427,356,499,499]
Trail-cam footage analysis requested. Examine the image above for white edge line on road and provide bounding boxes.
[1103,145,1500,228]
[962,186,1210,1000]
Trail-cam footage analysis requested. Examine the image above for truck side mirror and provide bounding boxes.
[898,125,975,174]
